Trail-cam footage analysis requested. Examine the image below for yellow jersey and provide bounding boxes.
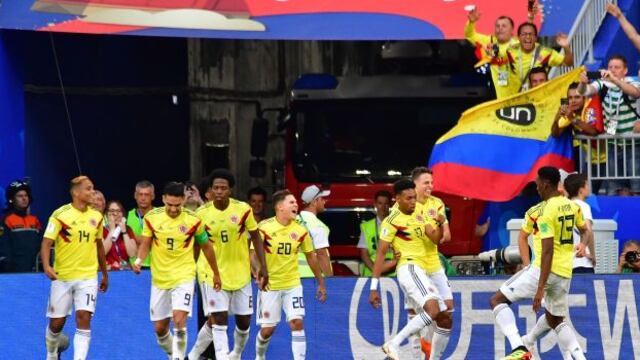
[506,43,565,94]
[142,207,208,289]
[464,20,519,99]
[43,204,104,281]
[258,217,312,290]
[196,199,258,291]
[521,201,546,264]
[380,209,441,273]
[537,195,585,278]
[422,196,448,225]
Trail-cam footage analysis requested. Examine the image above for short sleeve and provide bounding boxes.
[96,218,104,240]
[547,48,565,67]
[379,220,396,243]
[521,212,534,234]
[195,221,208,245]
[141,217,153,238]
[300,231,314,254]
[537,211,555,240]
[580,203,593,221]
[43,216,61,240]
[356,226,367,249]
[574,206,586,229]
[437,200,449,224]
[309,227,329,249]
[591,79,603,93]
[245,207,258,232]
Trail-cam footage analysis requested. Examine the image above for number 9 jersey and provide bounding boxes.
[43,204,104,281]
[258,217,312,291]
[142,207,208,289]
[537,195,586,279]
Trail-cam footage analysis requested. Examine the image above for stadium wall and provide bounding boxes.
[1,272,638,359]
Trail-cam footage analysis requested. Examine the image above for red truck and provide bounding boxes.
[278,74,490,263]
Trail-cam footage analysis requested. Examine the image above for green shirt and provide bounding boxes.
[126,208,152,267]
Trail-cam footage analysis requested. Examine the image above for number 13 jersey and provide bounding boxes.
[258,217,312,291]
[142,207,207,289]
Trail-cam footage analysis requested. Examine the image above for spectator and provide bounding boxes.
[91,190,106,215]
[607,3,640,52]
[474,205,490,238]
[577,55,640,194]
[617,240,640,273]
[184,181,204,211]
[464,7,518,98]
[247,186,268,223]
[528,66,548,89]
[198,174,214,202]
[357,190,395,277]
[565,173,596,273]
[126,180,155,267]
[551,82,605,193]
[0,180,41,272]
[297,185,333,277]
[102,200,137,270]
[508,23,573,93]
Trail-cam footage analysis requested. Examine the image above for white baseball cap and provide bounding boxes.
[301,185,330,204]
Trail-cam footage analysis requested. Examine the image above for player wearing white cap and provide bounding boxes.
[296,185,333,277]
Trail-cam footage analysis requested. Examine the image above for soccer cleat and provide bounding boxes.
[382,341,400,360]
[57,333,69,359]
[420,338,432,358]
[521,335,539,360]
[501,346,532,360]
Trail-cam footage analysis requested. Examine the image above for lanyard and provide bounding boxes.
[518,44,542,86]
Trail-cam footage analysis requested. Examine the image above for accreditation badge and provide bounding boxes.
[497,70,508,86]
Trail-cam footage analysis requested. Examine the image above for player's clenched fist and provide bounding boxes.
[369,290,381,309]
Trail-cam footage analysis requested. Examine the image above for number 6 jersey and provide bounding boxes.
[142,207,208,289]
[43,204,104,281]
[258,217,312,291]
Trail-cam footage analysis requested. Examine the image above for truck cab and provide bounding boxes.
[281,74,490,267]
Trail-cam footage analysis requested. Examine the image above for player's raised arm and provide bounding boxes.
[249,229,269,290]
[304,250,327,303]
[40,236,57,280]
[424,214,445,244]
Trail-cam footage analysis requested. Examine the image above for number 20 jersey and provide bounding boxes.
[196,199,258,291]
[258,217,312,291]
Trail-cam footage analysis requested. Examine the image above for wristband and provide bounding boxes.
[134,258,142,267]
[370,278,379,291]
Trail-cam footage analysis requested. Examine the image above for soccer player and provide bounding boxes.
[187,169,269,360]
[132,182,222,360]
[490,167,591,360]
[370,179,450,360]
[254,189,327,360]
[40,176,109,360]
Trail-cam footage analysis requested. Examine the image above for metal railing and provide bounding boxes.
[575,134,640,193]
[549,0,615,79]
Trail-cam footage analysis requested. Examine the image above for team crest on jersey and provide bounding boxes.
[290,232,298,240]
[179,225,187,234]
[89,219,97,227]
[427,209,437,218]
[230,215,239,224]
[416,215,424,222]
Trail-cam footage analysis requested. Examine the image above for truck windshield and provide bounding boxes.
[292,98,483,183]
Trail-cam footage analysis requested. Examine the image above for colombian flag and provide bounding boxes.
[429,67,583,201]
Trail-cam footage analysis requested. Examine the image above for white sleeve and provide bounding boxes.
[310,227,330,249]
[580,202,593,222]
[356,229,367,249]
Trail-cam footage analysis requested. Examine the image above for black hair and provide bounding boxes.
[564,173,587,198]
[272,189,292,206]
[393,179,415,196]
[163,182,185,197]
[517,22,538,37]
[568,82,580,91]
[197,175,211,198]
[538,166,560,187]
[529,67,548,81]
[410,166,432,181]
[209,168,236,188]
[374,190,392,201]
[247,186,268,200]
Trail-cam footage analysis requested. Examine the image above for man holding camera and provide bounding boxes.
[617,240,640,273]
[578,54,640,194]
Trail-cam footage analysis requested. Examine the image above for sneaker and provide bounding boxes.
[521,335,539,360]
[501,346,532,360]
[382,341,400,360]
[57,333,69,359]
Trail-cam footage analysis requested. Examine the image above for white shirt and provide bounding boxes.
[298,210,330,250]
[357,216,383,249]
[572,198,594,269]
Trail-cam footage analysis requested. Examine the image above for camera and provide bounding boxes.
[478,245,529,265]
[625,251,639,263]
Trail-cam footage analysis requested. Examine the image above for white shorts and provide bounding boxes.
[256,286,305,327]
[398,264,447,313]
[150,281,195,321]
[200,282,253,316]
[428,269,453,303]
[499,265,571,317]
[46,278,98,318]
